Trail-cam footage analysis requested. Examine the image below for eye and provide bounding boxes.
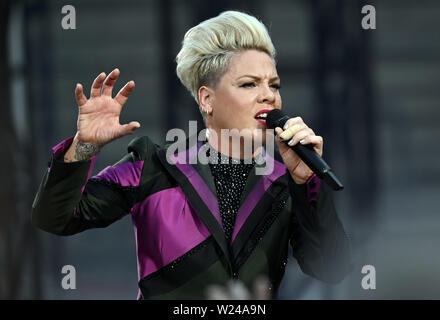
[240,82,256,88]
[271,83,281,90]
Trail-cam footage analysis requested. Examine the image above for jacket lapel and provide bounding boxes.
[156,137,232,269]
[156,134,289,271]
[230,151,288,260]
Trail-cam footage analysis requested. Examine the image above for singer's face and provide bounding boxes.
[207,49,282,139]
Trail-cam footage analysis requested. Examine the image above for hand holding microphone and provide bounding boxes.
[266,109,344,191]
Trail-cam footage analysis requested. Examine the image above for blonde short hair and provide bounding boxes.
[176,11,276,114]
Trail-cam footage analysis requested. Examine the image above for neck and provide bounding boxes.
[205,127,262,160]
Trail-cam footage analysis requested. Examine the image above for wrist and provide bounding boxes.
[74,140,101,160]
[290,170,314,185]
[64,134,100,163]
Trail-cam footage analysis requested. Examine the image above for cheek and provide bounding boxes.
[213,88,263,129]
[212,95,239,127]
[219,91,250,118]
[276,93,282,107]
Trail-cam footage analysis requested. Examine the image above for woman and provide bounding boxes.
[32,11,352,299]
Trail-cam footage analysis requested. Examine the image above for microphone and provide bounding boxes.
[266,109,344,191]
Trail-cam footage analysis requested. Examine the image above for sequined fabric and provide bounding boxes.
[207,146,256,243]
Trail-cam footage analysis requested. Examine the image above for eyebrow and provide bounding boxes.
[236,75,280,82]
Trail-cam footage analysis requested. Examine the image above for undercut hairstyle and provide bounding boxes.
[176,11,276,116]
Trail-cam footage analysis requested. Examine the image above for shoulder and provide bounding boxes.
[126,135,170,182]
[126,135,161,161]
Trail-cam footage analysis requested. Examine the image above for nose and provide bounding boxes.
[257,83,276,105]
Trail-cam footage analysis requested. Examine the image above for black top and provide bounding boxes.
[207,146,255,242]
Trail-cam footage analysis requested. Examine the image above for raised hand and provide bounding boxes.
[75,68,140,145]
[64,68,140,162]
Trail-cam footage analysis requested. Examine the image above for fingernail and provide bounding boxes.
[288,138,294,146]
[283,123,289,130]
[300,139,306,144]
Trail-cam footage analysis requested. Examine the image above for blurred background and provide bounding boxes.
[1,0,439,299]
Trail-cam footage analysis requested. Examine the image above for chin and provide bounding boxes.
[252,130,266,146]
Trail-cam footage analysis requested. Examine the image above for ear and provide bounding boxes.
[198,86,214,114]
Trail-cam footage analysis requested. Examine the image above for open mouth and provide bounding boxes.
[254,109,272,126]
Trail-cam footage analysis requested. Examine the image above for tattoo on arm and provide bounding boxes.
[63,141,100,162]
[74,141,101,161]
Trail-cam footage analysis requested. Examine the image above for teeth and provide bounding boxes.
[256,113,267,119]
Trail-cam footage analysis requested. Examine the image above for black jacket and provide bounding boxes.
[32,135,353,299]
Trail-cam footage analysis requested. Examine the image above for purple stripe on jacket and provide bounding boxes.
[170,143,292,244]
[94,161,144,187]
[175,162,222,226]
[231,156,287,242]
[130,186,211,281]
[52,136,75,159]
[306,174,321,207]
[171,142,223,227]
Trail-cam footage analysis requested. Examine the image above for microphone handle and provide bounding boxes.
[266,112,344,190]
[291,143,344,191]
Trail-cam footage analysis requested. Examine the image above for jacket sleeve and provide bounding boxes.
[289,174,353,283]
[31,136,152,236]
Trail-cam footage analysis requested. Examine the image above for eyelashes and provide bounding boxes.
[240,82,281,90]
[240,82,255,88]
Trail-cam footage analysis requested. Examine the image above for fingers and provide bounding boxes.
[285,128,323,156]
[279,117,307,140]
[283,117,305,130]
[286,127,315,146]
[90,69,128,101]
[115,81,135,106]
[276,116,323,154]
[91,72,106,98]
[299,135,323,149]
[101,68,120,96]
[117,121,141,137]
[279,124,304,140]
[75,83,87,106]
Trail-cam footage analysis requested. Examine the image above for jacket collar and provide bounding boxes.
[156,133,288,268]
